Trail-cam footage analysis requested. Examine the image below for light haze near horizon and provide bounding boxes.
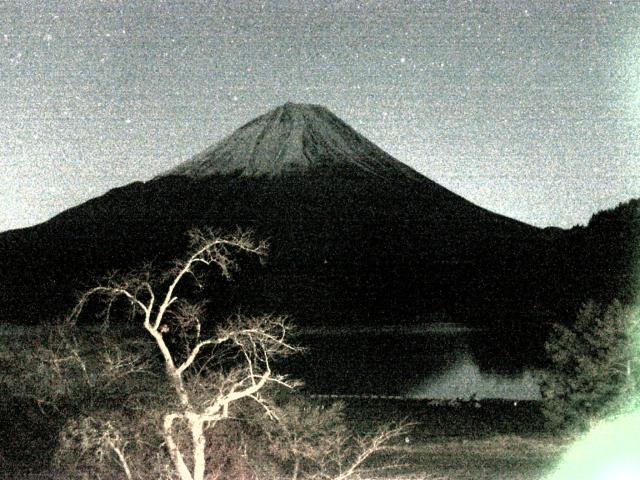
[2,1,639,232]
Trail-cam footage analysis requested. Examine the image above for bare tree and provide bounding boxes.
[44,228,413,480]
[68,228,299,480]
[255,396,412,480]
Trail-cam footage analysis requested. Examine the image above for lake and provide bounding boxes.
[285,323,542,400]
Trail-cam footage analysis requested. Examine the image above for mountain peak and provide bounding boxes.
[279,101,323,111]
[163,103,423,181]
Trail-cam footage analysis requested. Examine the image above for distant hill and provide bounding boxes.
[0,103,637,364]
[555,198,640,309]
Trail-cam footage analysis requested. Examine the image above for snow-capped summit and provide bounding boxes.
[164,102,423,181]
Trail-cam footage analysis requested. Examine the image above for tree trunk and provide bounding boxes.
[190,415,206,480]
[164,413,194,480]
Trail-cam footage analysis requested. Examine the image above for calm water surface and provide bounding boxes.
[285,323,541,400]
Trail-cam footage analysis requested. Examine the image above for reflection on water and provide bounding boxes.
[287,323,542,400]
[408,352,540,400]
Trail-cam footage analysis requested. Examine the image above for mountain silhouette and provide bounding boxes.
[1,103,636,366]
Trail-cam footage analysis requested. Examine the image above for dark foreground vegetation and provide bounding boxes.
[2,294,635,479]
[1,220,637,479]
[2,396,570,480]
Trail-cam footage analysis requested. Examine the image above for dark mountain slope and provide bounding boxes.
[0,164,549,329]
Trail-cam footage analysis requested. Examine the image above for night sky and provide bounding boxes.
[2,0,638,232]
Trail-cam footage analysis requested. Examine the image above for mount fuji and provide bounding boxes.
[4,102,633,364]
